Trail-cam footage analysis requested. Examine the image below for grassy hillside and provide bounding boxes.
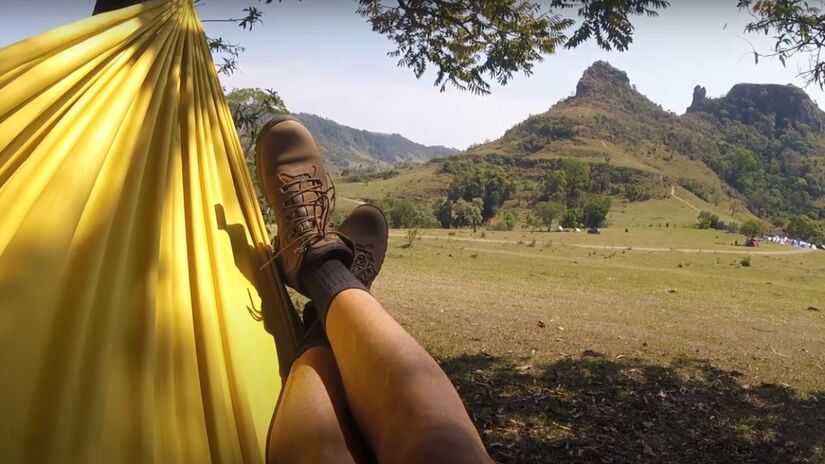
[337,61,825,236]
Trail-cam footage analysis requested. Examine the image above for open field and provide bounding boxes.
[332,181,825,461]
[369,227,825,463]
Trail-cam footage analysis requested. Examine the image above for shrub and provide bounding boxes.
[401,228,419,249]
[502,211,518,231]
[679,179,715,202]
[696,210,739,232]
[447,165,515,222]
[561,208,582,228]
[581,194,612,228]
[786,214,825,243]
[740,255,752,267]
[373,198,438,229]
[533,202,565,230]
[740,219,767,239]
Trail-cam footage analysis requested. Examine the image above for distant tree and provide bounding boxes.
[560,158,591,207]
[376,198,438,228]
[726,146,762,194]
[448,167,515,222]
[225,87,288,156]
[533,201,565,230]
[388,200,419,228]
[581,194,612,228]
[452,198,484,231]
[502,211,519,231]
[542,170,568,202]
[560,208,582,228]
[786,214,825,242]
[436,199,454,228]
[740,219,768,239]
[697,210,721,229]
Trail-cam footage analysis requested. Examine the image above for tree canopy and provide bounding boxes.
[451,198,484,231]
[786,214,825,242]
[739,0,825,87]
[225,87,288,155]
[201,0,825,95]
[357,0,668,94]
[533,201,565,230]
[446,164,515,222]
[203,0,669,93]
[740,219,768,239]
[581,194,612,228]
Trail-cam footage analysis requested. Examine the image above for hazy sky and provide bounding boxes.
[2,0,824,149]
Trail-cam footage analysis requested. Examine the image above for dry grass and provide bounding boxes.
[369,230,825,462]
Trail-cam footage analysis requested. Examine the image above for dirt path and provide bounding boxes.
[388,231,815,256]
[671,185,700,212]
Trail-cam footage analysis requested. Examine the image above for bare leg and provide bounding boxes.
[325,289,492,464]
[267,346,374,464]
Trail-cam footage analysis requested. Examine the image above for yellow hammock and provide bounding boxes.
[0,1,295,462]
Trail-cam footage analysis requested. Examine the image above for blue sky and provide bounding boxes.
[2,1,824,149]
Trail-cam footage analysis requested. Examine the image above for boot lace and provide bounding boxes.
[260,173,341,270]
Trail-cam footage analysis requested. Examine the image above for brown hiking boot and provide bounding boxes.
[256,115,353,294]
[338,204,389,289]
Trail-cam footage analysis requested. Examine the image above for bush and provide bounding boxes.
[373,198,438,229]
[490,211,519,231]
[401,228,419,249]
[697,210,721,229]
[581,194,612,228]
[533,202,565,230]
[740,255,752,267]
[786,214,825,243]
[740,219,767,239]
[447,165,515,222]
[679,179,715,202]
[561,208,582,228]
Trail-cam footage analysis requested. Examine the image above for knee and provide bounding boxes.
[392,424,492,464]
[268,433,356,464]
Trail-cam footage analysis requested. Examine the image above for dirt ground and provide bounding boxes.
[371,231,825,463]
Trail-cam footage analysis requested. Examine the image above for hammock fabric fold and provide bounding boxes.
[0,1,291,461]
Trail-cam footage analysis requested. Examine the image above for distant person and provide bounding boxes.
[256,116,493,464]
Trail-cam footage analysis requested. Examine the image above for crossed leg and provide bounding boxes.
[267,346,373,464]
[267,289,491,464]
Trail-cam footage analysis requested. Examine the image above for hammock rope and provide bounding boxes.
[0,1,292,461]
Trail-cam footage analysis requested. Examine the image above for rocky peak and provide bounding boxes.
[687,83,825,131]
[691,85,707,108]
[575,61,632,98]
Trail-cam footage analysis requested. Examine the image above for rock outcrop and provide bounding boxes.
[687,83,825,131]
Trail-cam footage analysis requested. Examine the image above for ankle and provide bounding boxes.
[299,259,367,325]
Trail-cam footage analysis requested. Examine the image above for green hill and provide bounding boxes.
[338,61,825,234]
[296,113,458,174]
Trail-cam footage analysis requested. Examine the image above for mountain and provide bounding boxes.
[341,61,825,227]
[688,83,825,131]
[295,113,458,174]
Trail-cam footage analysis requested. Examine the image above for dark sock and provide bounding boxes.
[292,303,329,361]
[300,259,366,325]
